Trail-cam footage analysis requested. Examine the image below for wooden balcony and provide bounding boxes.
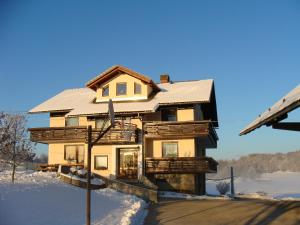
[29,123,138,144]
[144,121,218,143]
[145,157,218,174]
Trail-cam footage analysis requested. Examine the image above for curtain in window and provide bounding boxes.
[65,146,77,162]
[162,142,178,157]
[77,145,85,163]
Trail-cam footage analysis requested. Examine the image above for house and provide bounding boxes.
[240,84,300,135]
[29,65,219,195]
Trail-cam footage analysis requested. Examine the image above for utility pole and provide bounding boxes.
[86,99,115,225]
[230,166,235,196]
[86,125,92,225]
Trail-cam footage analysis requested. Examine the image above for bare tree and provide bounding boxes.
[33,153,48,163]
[0,112,35,182]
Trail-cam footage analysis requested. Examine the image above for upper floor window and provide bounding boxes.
[96,118,110,129]
[134,82,141,94]
[162,142,178,157]
[102,85,109,97]
[65,117,79,127]
[161,108,177,121]
[116,82,127,96]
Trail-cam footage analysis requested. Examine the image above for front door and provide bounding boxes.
[118,148,138,179]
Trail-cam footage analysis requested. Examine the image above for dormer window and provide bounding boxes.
[102,85,109,97]
[134,82,141,94]
[116,82,127,96]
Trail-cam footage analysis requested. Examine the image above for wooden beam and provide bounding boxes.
[272,122,300,131]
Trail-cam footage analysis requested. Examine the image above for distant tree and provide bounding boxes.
[216,181,230,195]
[0,112,35,182]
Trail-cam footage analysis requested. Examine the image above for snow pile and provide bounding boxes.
[0,170,147,225]
[207,171,300,200]
[62,173,105,186]
[159,191,231,200]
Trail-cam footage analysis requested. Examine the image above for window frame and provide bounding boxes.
[94,155,108,170]
[95,118,109,129]
[65,117,79,127]
[134,82,142,94]
[162,142,178,158]
[102,85,109,97]
[116,82,127,96]
[161,108,177,121]
[64,145,85,163]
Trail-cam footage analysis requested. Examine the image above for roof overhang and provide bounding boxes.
[240,84,300,135]
[85,65,161,91]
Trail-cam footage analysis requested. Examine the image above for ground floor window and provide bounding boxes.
[162,142,178,157]
[94,155,108,170]
[64,145,84,163]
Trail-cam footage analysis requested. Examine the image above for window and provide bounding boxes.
[134,82,141,94]
[95,118,110,129]
[161,109,177,121]
[65,117,79,127]
[64,145,84,163]
[94,155,108,170]
[102,85,109,97]
[162,142,178,157]
[116,82,127,95]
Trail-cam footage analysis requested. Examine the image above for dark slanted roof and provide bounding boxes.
[86,65,160,91]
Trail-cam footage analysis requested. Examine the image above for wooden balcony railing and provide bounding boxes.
[29,123,138,144]
[144,120,218,141]
[145,157,218,174]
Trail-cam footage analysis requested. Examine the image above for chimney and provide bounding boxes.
[160,74,170,83]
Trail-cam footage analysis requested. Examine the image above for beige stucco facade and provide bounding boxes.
[50,116,65,127]
[95,73,152,102]
[48,142,86,165]
[145,108,196,158]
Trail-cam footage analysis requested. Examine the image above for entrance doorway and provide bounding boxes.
[118,148,138,179]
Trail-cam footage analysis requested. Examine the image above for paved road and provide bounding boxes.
[144,198,300,225]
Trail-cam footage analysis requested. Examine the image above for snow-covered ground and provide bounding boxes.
[0,170,147,225]
[207,171,300,200]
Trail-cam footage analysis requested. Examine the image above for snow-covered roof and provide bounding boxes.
[29,79,215,116]
[240,84,300,135]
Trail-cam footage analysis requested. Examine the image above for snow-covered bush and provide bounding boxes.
[77,169,87,178]
[216,181,230,195]
[69,166,77,175]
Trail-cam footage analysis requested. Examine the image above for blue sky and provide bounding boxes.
[0,0,300,159]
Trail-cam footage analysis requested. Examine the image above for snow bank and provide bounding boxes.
[0,170,147,225]
[207,171,300,200]
[159,191,231,200]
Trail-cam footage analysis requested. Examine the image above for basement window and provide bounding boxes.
[94,155,108,170]
[162,142,178,157]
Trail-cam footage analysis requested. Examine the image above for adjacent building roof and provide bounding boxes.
[29,79,216,116]
[85,65,160,91]
[240,84,300,135]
